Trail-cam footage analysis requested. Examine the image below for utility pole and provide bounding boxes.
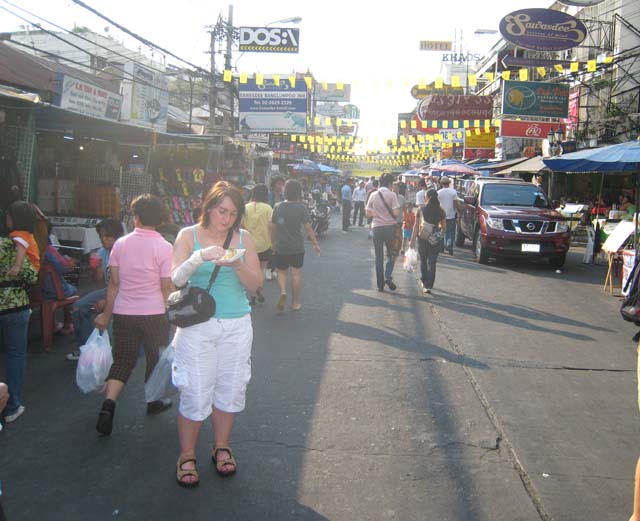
[224,4,234,136]
[209,16,219,135]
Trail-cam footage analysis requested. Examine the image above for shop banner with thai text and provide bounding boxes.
[465,129,496,148]
[239,78,307,133]
[502,80,569,118]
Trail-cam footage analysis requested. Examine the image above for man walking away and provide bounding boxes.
[366,173,400,291]
[352,181,367,226]
[341,179,353,231]
[437,176,458,255]
[365,176,375,191]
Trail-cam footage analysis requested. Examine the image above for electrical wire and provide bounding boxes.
[69,0,210,77]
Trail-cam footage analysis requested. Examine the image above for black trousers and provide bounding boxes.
[418,238,440,289]
[342,200,352,229]
[352,201,365,226]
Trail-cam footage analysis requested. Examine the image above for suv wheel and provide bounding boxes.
[455,222,465,246]
[474,230,489,264]
[548,253,566,269]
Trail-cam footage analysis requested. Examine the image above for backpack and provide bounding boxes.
[620,258,640,325]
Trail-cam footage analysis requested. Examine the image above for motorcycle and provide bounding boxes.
[308,192,331,235]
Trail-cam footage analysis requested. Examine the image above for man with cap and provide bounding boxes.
[437,176,458,255]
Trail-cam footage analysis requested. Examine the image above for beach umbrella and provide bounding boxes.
[430,159,477,176]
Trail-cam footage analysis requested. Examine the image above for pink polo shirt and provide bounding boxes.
[366,187,400,228]
[109,228,173,315]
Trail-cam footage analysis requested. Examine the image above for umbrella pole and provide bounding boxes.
[635,170,639,254]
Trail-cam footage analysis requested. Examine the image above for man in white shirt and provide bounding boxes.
[352,181,367,226]
[437,176,459,255]
[415,177,427,207]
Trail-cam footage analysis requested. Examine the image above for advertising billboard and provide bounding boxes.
[120,63,169,131]
[239,77,307,133]
[238,27,300,53]
[499,8,587,51]
[56,74,122,121]
[417,95,494,121]
[500,120,566,138]
[464,129,496,160]
[502,80,569,118]
[315,83,351,102]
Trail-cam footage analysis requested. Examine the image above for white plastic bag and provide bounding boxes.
[76,328,113,394]
[144,345,176,402]
[403,247,419,273]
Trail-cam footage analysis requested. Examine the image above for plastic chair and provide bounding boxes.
[30,264,79,352]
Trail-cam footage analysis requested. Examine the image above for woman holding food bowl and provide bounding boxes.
[170,181,262,487]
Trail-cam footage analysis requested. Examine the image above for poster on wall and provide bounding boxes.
[502,80,569,118]
[239,77,307,133]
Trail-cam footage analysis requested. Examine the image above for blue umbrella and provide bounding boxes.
[543,140,640,173]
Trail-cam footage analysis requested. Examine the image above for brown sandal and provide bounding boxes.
[212,447,237,477]
[176,455,199,488]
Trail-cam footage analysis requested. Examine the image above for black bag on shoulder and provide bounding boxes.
[621,258,640,325]
[167,229,233,328]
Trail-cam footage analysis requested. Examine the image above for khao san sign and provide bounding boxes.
[499,8,587,51]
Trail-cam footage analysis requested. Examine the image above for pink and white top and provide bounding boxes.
[109,228,173,315]
[365,187,400,228]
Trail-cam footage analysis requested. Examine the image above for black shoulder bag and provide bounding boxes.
[167,229,233,328]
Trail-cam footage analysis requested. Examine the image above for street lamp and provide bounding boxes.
[547,126,565,156]
[233,16,302,70]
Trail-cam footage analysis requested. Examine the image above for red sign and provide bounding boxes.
[464,148,495,159]
[500,120,566,139]
[417,95,494,122]
[562,89,580,131]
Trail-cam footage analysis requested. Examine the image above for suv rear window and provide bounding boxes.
[481,184,550,208]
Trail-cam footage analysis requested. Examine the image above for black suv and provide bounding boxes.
[455,177,570,267]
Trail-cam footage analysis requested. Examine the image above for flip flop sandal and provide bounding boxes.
[276,294,287,313]
[212,447,237,477]
[176,456,199,488]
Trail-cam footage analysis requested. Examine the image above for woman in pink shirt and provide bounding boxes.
[94,195,174,436]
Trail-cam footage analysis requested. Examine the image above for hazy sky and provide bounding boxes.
[2,0,553,144]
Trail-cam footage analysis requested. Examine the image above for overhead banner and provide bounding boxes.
[417,95,493,121]
[500,120,566,138]
[499,8,587,51]
[315,83,351,102]
[56,74,122,121]
[238,27,300,53]
[502,80,569,118]
[238,78,307,133]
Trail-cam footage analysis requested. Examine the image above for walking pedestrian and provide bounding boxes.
[242,184,273,305]
[392,182,406,256]
[366,173,400,292]
[415,177,428,207]
[94,195,174,436]
[341,179,353,231]
[437,176,458,255]
[402,202,416,254]
[0,233,39,426]
[65,218,124,361]
[170,181,262,486]
[271,179,321,312]
[366,179,379,239]
[352,181,367,226]
[410,189,446,295]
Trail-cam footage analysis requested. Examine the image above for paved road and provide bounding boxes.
[0,218,637,521]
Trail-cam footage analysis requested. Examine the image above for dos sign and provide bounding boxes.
[238,27,300,53]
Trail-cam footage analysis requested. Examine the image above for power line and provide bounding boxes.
[70,0,210,77]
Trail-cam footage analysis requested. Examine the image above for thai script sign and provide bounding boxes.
[56,74,122,121]
[238,27,300,53]
[502,80,569,118]
[500,120,566,138]
[499,8,587,51]
[411,84,464,100]
[419,40,452,51]
[465,129,497,149]
[239,77,307,133]
[315,83,351,102]
[417,95,494,121]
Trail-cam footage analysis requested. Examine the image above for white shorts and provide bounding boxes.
[172,314,253,421]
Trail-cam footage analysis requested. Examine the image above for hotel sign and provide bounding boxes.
[499,8,587,51]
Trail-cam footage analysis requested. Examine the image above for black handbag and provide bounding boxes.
[167,229,233,328]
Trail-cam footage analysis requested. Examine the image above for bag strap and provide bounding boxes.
[377,191,396,219]
[206,228,234,293]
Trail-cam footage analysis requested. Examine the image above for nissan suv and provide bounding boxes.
[455,177,570,268]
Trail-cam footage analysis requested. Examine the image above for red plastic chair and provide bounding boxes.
[30,264,79,352]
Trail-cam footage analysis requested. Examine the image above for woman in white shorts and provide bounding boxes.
[171,181,262,487]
